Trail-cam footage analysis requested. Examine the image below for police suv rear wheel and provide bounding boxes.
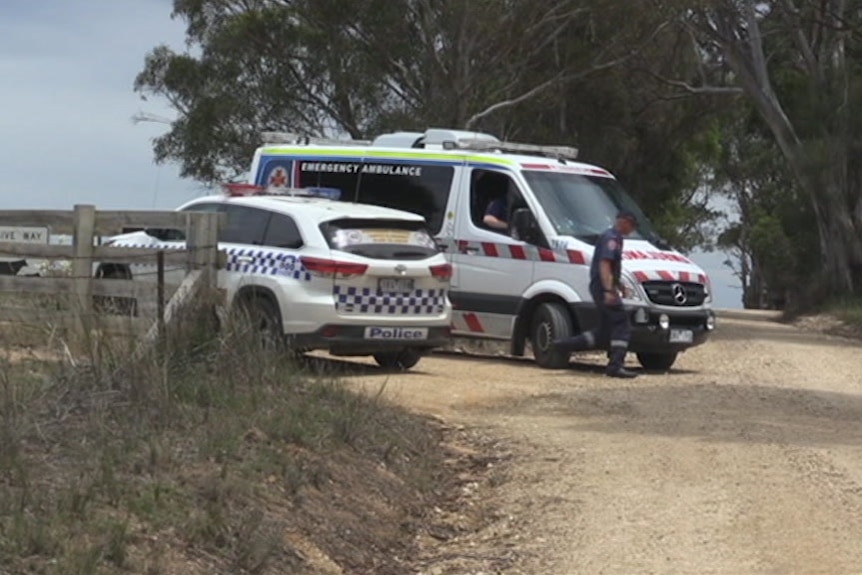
[373,348,423,371]
[636,352,678,372]
[237,295,284,350]
[530,302,574,370]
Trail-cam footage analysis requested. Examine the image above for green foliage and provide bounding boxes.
[135,0,731,253]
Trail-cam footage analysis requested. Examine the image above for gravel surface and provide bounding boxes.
[334,316,862,574]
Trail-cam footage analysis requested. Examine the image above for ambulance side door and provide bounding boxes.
[449,167,535,339]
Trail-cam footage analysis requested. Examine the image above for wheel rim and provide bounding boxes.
[535,320,552,353]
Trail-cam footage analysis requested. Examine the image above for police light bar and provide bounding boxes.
[261,131,372,146]
[446,138,579,160]
[220,182,342,200]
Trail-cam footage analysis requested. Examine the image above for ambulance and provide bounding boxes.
[245,128,716,371]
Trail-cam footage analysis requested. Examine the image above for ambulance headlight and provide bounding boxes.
[620,275,642,301]
[659,314,670,330]
[703,281,712,303]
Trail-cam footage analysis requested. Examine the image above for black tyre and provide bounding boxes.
[373,348,423,371]
[93,268,136,316]
[636,352,678,372]
[530,302,574,369]
[237,295,284,350]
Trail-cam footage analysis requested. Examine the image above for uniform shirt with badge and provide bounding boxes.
[589,227,623,295]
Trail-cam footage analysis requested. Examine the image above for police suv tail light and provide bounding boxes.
[429,263,453,281]
[300,256,368,277]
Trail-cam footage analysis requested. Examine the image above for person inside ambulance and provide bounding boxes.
[474,171,510,232]
[483,192,508,231]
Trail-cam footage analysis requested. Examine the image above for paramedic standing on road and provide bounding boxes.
[552,210,639,378]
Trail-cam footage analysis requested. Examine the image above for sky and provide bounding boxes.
[0,0,744,308]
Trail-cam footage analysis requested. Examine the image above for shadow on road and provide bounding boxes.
[502,382,862,448]
[297,349,702,378]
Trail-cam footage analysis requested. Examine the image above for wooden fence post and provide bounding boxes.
[72,204,96,337]
[185,212,220,289]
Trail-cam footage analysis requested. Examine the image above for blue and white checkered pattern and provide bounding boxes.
[333,286,446,315]
[224,248,312,281]
[112,242,312,281]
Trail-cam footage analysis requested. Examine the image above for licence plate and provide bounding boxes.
[669,329,694,343]
[379,278,414,293]
[364,327,428,340]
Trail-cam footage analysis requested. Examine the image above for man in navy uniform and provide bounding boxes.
[552,210,639,378]
[483,193,508,231]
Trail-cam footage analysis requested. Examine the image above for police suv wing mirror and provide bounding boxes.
[511,208,538,244]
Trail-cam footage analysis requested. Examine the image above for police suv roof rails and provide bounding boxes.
[261,131,372,146]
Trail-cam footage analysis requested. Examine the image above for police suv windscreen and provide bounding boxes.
[320,218,439,260]
[522,171,659,244]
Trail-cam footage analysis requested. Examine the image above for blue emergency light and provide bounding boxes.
[222,182,343,200]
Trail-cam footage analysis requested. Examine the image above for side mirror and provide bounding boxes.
[511,208,539,244]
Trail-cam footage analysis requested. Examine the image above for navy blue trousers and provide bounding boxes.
[555,288,632,370]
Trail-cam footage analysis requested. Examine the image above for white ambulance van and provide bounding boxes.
[245,128,716,371]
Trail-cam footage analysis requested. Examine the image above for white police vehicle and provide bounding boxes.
[97,185,453,370]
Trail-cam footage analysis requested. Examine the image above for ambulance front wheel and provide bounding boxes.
[530,302,574,370]
[636,352,678,372]
[373,348,423,371]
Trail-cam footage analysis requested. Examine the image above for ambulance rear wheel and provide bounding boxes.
[373,348,422,371]
[530,302,574,369]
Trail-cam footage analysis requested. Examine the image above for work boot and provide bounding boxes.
[605,366,638,379]
[605,345,637,378]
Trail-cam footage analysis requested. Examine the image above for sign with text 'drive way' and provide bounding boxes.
[0,226,50,244]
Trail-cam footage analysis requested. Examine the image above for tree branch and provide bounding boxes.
[464,20,672,130]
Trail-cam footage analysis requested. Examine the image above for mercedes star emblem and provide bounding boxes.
[671,283,688,305]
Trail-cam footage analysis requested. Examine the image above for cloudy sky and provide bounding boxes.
[0,0,743,308]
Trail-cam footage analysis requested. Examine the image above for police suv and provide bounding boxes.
[98,185,453,370]
[244,128,718,371]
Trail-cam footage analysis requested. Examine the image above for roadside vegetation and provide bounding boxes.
[0,293,481,575]
[821,297,862,336]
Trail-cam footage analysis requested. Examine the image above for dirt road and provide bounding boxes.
[333,315,862,574]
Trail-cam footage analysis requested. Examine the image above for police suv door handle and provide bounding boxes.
[236,255,255,264]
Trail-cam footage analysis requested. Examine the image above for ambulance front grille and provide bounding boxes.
[642,281,706,307]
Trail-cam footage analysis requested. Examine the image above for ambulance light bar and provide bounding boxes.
[261,131,372,146]
[221,183,342,200]
[445,138,579,160]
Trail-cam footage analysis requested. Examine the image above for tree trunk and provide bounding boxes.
[805,163,862,295]
[811,192,862,295]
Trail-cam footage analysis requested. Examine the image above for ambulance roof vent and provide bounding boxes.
[371,127,578,160]
[370,128,499,150]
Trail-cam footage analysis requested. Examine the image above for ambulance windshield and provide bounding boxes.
[522,171,660,244]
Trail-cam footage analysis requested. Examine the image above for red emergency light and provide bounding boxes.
[221,183,267,196]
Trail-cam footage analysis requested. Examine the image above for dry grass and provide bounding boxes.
[0,291,468,575]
